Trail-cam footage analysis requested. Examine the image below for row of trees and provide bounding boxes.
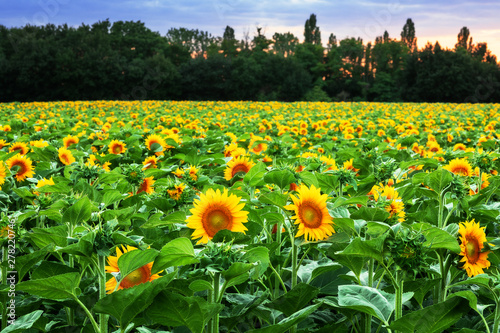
[1,16,499,102]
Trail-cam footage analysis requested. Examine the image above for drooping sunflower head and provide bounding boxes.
[443,158,473,177]
[105,245,161,293]
[458,220,490,277]
[108,140,127,155]
[186,188,249,245]
[145,134,166,153]
[284,184,335,242]
[224,156,255,181]
[58,147,76,166]
[137,176,155,194]
[63,135,79,148]
[6,154,35,182]
[142,155,158,169]
[0,139,9,149]
[8,142,30,155]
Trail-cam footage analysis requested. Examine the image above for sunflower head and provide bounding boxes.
[224,156,255,181]
[63,135,79,148]
[459,220,490,277]
[123,164,145,187]
[284,184,335,242]
[6,154,35,182]
[108,140,127,155]
[9,142,30,155]
[186,188,249,245]
[58,147,76,166]
[443,158,473,177]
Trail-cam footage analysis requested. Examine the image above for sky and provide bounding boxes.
[1,0,499,57]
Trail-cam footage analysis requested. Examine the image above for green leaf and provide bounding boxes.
[58,230,95,257]
[152,238,199,274]
[241,246,270,280]
[163,210,187,223]
[389,296,469,333]
[338,285,413,323]
[449,274,493,289]
[62,196,93,225]
[118,248,159,280]
[243,162,267,186]
[15,246,50,280]
[146,293,223,333]
[247,303,321,333]
[36,180,71,194]
[298,171,319,188]
[329,196,369,210]
[222,262,254,288]
[94,274,175,329]
[266,283,319,316]
[350,206,390,222]
[331,218,356,236]
[264,169,295,190]
[0,310,43,333]
[144,198,175,214]
[189,279,213,292]
[17,272,80,300]
[412,222,461,253]
[258,191,288,208]
[29,225,68,249]
[31,261,79,280]
[335,236,386,262]
[424,168,453,194]
[101,189,126,207]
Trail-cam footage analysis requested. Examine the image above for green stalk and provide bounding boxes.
[212,272,221,333]
[339,182,343,198]
[492,294,500,333]
[365,258,374,333]
[98,255,109,333]
[73,295,100,333]
[274,219,282,299]
[437,192,445,229]
[395,270,403,322]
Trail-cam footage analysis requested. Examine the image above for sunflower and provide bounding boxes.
[34,177,55,195]
[142,155,158,169]
[443,158,473,177]
[105,245,161,293]
[224,156,255,181]
[9,142,30,155]
[172,168,184,178]
[137,176,155,194]
[0,139,9,149]
[145,134,166,156]
[6,155,35,181]
[343,158,359,174]
[0,163,6,190]
[284,184,335,242]
[30,139,49,148]
[108,140,127,155]
[249,136,268,155]
[186,188,249,244]
[58,147,76,165]
[167,183,186,200]
[188,165,199,181]
[63,135,79,148]
[458,220,490,277]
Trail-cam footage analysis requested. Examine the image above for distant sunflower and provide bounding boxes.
[444,158,473,177]
[137,176,155,194]
[145,134,166,156]
[34,177,55,196]
[186,188,249,244]
[285,184,335,242]
[6,155,35,181]
[167,183,186,200]
[343,158,359,174]
[58,147,76,165]
[458,220,490,277]
[142,155,158,169]
[172,168,184,178]
[63,135,79,148]
[108,140,127,155]
[105,245,161,293]
[0,139,9,149]
[224,156,255,181]
[30,139,49,148]
[9,142,30,155]
[188,165,199,181]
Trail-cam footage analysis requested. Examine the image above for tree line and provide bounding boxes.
[1,15,499,103]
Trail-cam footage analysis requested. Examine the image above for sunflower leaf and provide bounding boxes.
[263,169,295,190]
[117,248,159,280]
[247,303,322,333]
[0,310,44,333]
[151,237,198,275]
[244,162,267,187]
[16,272,80,300]
[61,196,93,225]
[412,222,461,253]
[424,168,453,194]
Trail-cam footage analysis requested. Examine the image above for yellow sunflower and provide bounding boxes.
[142,156,158,169]
[167,183,186,200]
[105,245,161,293]
[172,168,184,178]
[9,142,30,155]
[0,139,8,149]
[6,155,35,181]
[284,184,335,242]
[34,177,55,195]
[188,165,199,181]
[63,135,79,148]
[58,147,76,165]
[458,220,490,277]
[0,163,6,190]
[108,140,127,155]
[30,139,49,148]
[145,134,166,156]
[186,188,249,244]
[137,176,155,194]
[443,158,473,177]
[224,156,255,181]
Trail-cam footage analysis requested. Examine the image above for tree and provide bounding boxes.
[304,14,321,45]
[272,32,298,57]
[400,18,417,51]
[252,27,272,52]
[222,25,238,57]
[455,26,472,51]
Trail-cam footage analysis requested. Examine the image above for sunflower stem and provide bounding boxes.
[492,294,500,333]
[395,270,403,322]
[72,294,101,333]
[212,272,221,333]
[98,255,109,333]
[437,250,446,304]
[274,218,282,299]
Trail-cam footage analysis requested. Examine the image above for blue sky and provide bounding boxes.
[1,0,499,56]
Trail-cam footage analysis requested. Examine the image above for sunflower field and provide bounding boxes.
[1,100,500,333]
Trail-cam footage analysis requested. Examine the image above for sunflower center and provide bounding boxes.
[453,167,469,176]
[300,202,322,228]
[203,207,232,237]
[253,143,263,152]
[231,164,249,177]
[12,161,27,175]
[113,145,122,154]
[465,237,480,263]
[120,266,150,289]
